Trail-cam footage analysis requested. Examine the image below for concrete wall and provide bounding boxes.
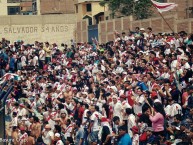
[76,19,88,43]
[76,14,193,43]
[0,14,77,44]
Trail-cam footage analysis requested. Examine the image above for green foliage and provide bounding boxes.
[100,0,153,20]
[134,0,153,19]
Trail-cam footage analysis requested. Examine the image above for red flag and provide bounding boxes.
[151,0,178,13]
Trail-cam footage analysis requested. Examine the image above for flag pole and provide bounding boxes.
[150,0,175,33]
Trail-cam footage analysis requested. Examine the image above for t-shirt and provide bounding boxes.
[64,124,73,139]
[133,95,145,114]
[90,111,100,131]
[132,134,139,145]
[42,130,54,145]
[39,49,45,60]
[127,114,136,137]
[118,133,132,145]
[32,56,38,66]
[101,126,111,145]
[113,102,123,121]
[56,140,64,145]
[11,117,18,127]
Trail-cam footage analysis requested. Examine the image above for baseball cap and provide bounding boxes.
[55,133,60,138]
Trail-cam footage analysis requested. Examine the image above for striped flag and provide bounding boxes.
[0,73,20,84]
[151,0,178,13]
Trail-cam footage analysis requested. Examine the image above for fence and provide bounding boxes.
[76,14,193,43]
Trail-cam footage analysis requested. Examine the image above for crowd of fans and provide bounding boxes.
[1,27,193,145]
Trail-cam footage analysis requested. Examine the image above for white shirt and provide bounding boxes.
[160,72,170,79]
[32,55,38,66]
[182,62,190,70]
[122,36,129,41]
[21,56,26,67]
[164,48,171,55]
[90,111,100,131]
[127,114,136,138]
[113,102,123,121]
[132,134,139,145]
[39,49,45,60]
[64,124,73,139]
[56,140,64,145]
[42,130,54,145]
[82,109,89,126]
[18,108,27,117]
[133,95,145,114]
[171,60,178,72]
[11,116,18,127]
[19,132,28,145]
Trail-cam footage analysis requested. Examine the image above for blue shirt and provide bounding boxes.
[118,133,132,145]
[137,81,148,91]
[9,57,15,69]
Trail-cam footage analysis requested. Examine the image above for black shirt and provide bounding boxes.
[101,126,111,145]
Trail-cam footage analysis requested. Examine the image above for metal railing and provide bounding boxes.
[0,80,14,145]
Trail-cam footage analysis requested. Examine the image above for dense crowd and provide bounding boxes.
[1,27,193,145]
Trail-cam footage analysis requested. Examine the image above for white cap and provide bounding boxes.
[21,117,27,121]
[112,94,118,99]
[140,28,145,31]
[110,86,117,92]
[55,133,60,138]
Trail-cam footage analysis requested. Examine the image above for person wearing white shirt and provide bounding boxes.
[18,105,27,117]
[133,88,145,115]
[21,55,26,68]
[64,119,73,141]
[165,98,182,125]
[88,105,100,144]
[181,57,190,70]
[32,53,38,67]
[42,124,54,145]
[39,46,45,69]
[170,54,178,72]
[160,66,170,79]
[122,32,129,41]
[126,108,136,138]
[55,133,64,145]
[10,112,18,127]
[112,95,123,121]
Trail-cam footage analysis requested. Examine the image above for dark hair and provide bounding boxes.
[147,27,152,31]
[87,111,91,116]
[37,137,44,143]
[34,116,39,122]
[13,112,17,116]
[12,126,17,131]
[126,108,133,115]
[119,125,127,131]
[54,125,61,133]
[113,116,120,122]
[153,102,166,117]
[95,105,99,112]
[84,104,89,109]
[75,120,81,127]
[174,114,182,121]
[67,119,71,124]
[58,103,64,109]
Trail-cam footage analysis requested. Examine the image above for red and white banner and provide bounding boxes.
[151,0,178,13]
[0,73,20,84]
